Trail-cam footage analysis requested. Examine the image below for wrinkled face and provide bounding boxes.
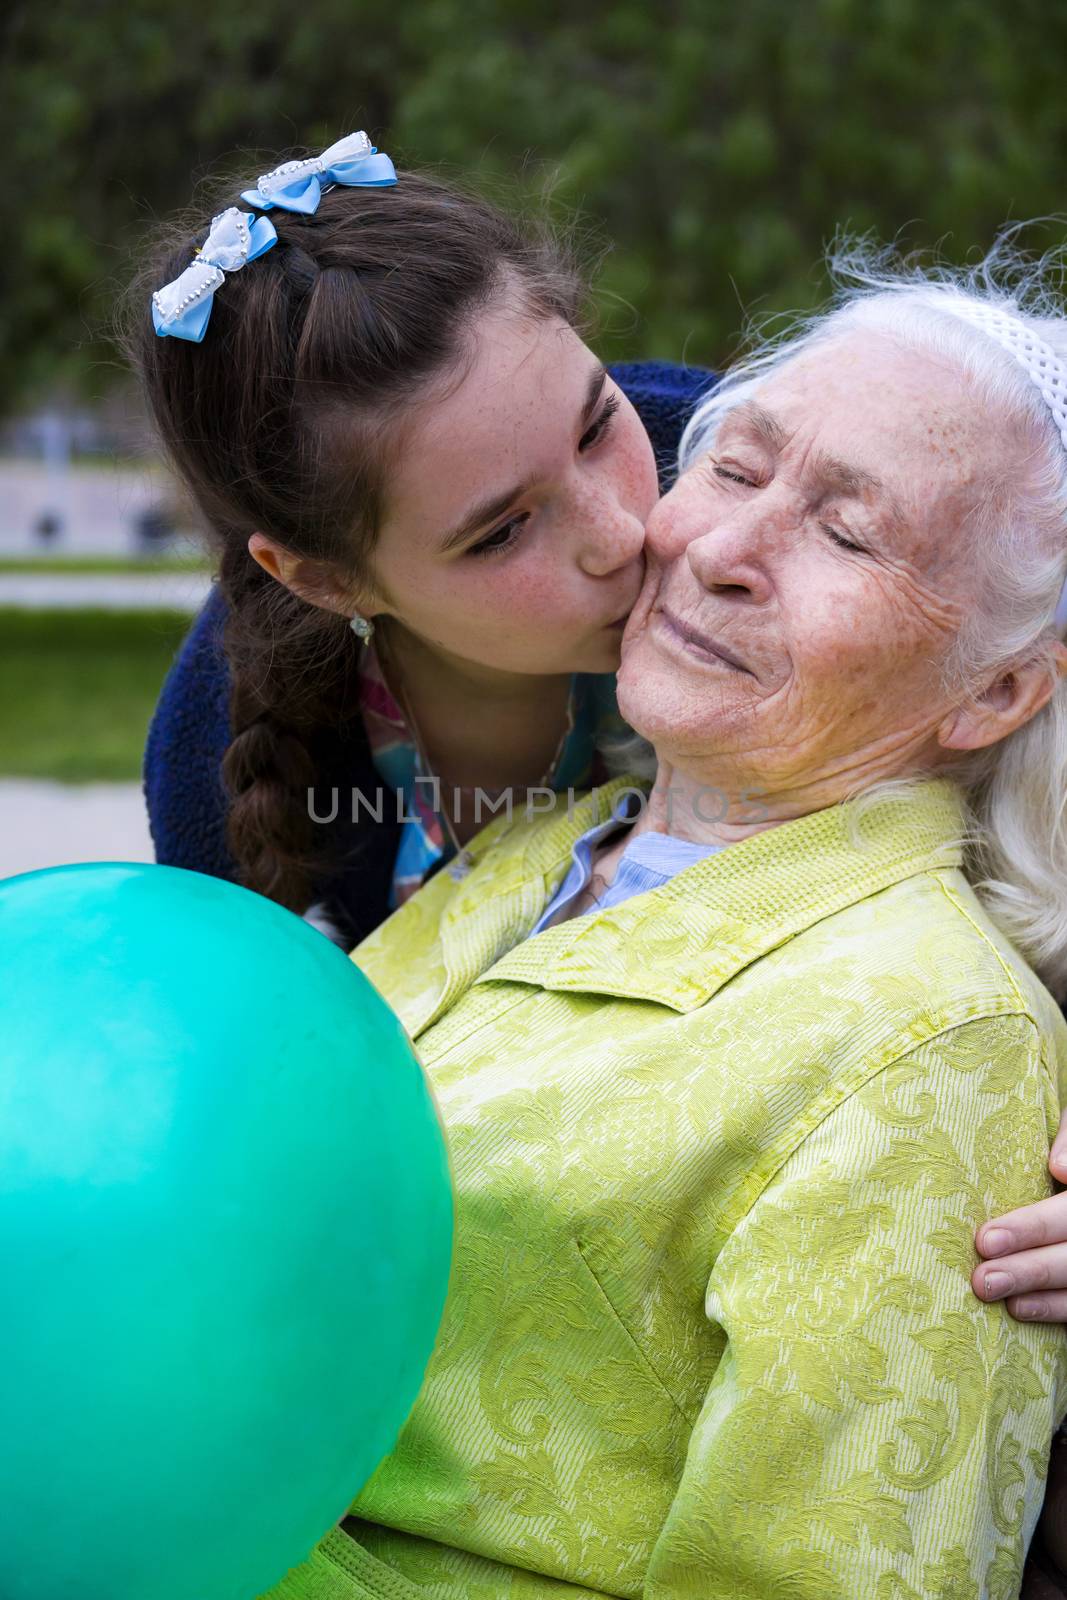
[617,333,1011,795]
[363,300,659,674]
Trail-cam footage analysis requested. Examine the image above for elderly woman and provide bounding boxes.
[257,249,1067,1600]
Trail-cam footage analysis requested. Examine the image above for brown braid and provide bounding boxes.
[214,540,362,912]
[123,160,586,915]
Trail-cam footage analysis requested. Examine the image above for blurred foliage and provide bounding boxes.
[4,0,1067,410]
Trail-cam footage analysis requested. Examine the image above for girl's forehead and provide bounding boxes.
[433,308,590,421]
[380,314,602,537]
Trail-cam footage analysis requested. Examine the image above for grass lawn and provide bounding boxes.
[0,608,194,781]
[0,554,211,574]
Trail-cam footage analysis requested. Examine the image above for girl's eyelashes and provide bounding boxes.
[467,394,622,560]
[468,513,531,560]
[579,392,621,452]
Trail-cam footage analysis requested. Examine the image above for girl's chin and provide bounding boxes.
[573,635,625,675]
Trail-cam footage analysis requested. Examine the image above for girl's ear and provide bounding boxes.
[938,642,1067,753]
[246,532,294,586]
[246,532,371,618]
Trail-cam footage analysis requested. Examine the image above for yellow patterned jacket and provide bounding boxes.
[267,774,1067,1600]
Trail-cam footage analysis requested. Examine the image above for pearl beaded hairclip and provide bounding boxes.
[151,131,397,343]
[152,207,278,343]
[240,130,396,215]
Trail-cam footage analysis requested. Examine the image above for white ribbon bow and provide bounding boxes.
[151,207,276,340]
[251,131,372,206]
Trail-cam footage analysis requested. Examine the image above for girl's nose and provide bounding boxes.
[577,498,648,579]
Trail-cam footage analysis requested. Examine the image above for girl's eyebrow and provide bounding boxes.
[437,483,527,553]
[436,365,608,554]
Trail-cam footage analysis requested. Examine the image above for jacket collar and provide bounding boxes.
[407,773,967,1035]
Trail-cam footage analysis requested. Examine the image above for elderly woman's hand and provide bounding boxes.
[972,1109,1067,1322]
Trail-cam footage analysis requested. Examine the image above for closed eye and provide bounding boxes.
[822,523,868,554]
[713,464,757,487]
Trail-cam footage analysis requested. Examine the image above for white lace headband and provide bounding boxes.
[935,297,1067,630]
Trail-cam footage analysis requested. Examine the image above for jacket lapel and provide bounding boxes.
[357,777,642,1039]
[356,775,967,1035]
[478,779,967,1013]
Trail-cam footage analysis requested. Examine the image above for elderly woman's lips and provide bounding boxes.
[657,606,753,673]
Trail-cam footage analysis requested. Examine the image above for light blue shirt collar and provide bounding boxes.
[531,790,727,936]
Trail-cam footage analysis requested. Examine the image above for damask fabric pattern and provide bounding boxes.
[261,777,1067,1600]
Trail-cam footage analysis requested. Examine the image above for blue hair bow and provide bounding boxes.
[241,130,397,215]
[152,206,278,342]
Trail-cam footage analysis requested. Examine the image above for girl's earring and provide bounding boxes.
[349,612,374,644]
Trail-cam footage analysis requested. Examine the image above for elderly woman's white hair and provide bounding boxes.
[611,230,1067,997]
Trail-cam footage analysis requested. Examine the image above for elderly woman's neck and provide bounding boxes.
[633,746,946,847]
[632,762,782,847]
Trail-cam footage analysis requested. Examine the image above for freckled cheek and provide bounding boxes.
[612,411,661,521]
[379,546,572,632]
[628,450,662,524]
[500,568,579,622]
[789,607,934,727]
[457,560,588,635]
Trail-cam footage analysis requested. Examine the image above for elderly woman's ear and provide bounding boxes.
[938,643,1067,753]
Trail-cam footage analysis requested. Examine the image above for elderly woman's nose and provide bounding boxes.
[642,483,692,558]
[685,521,775,604]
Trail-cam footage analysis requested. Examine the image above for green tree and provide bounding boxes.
[4,0,1067,409]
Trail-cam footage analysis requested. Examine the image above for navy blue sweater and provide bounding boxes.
[142,360,717,944]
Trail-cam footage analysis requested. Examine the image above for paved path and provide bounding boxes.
[0,457,191,557]
[0,572,212,610]
[0,780,154,879]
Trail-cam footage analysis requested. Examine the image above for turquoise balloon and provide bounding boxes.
[0,862,454,1600]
